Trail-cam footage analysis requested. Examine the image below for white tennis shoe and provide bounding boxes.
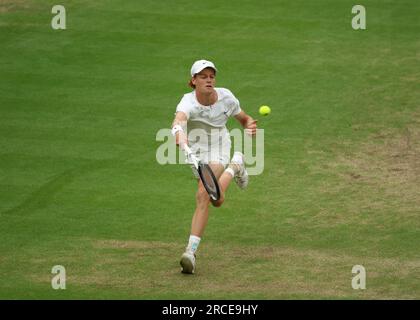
[231,152,248,189]
[180,251,196,274]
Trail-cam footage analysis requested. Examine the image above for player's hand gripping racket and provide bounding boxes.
[183,144,221,202]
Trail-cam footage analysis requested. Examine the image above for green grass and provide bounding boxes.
[0,0,419,299]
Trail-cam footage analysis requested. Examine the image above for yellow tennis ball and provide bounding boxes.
[259,105,271,116]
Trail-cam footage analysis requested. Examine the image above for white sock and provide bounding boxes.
[225,167,235,177]
[186,235,201,254]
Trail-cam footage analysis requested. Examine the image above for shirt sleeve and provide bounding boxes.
[224,88,242,117]
[175,94,193,120]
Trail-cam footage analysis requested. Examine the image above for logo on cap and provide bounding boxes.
[190,60,217,77]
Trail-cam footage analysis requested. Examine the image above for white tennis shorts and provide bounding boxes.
[187,134,231,179]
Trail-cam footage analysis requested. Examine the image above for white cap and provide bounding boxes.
[190,59,217,77]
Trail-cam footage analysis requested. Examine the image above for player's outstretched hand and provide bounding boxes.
[245,119,258,136]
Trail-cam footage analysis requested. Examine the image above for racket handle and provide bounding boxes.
[182,143,192,154]
[182,144,199,168]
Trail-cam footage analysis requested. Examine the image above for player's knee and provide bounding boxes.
[211,195,224,207]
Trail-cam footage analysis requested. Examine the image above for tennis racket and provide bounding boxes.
[183,144,221,202]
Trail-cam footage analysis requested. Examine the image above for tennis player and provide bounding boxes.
[171,60,257,274]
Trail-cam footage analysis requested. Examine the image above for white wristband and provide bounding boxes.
[171,124,184,136]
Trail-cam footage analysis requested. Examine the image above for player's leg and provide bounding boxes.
[190,180,211,237]
[181,163,224,274]
[190,162,224,232]
[180,179,212,274]
[210,151,248,207]
[212,169,233,207]
[207,162,227,207]
[181,141,247,273]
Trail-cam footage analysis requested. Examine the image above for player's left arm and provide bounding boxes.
[234,110,258,136]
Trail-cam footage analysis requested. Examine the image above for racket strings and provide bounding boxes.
[199,165,220,201]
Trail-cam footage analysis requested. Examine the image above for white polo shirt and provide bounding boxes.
[176,87,241,126]
[175,87,242,165]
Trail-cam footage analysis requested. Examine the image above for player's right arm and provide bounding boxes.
[171,111,188,148]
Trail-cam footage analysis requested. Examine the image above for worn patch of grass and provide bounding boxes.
[2,238,418,299]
